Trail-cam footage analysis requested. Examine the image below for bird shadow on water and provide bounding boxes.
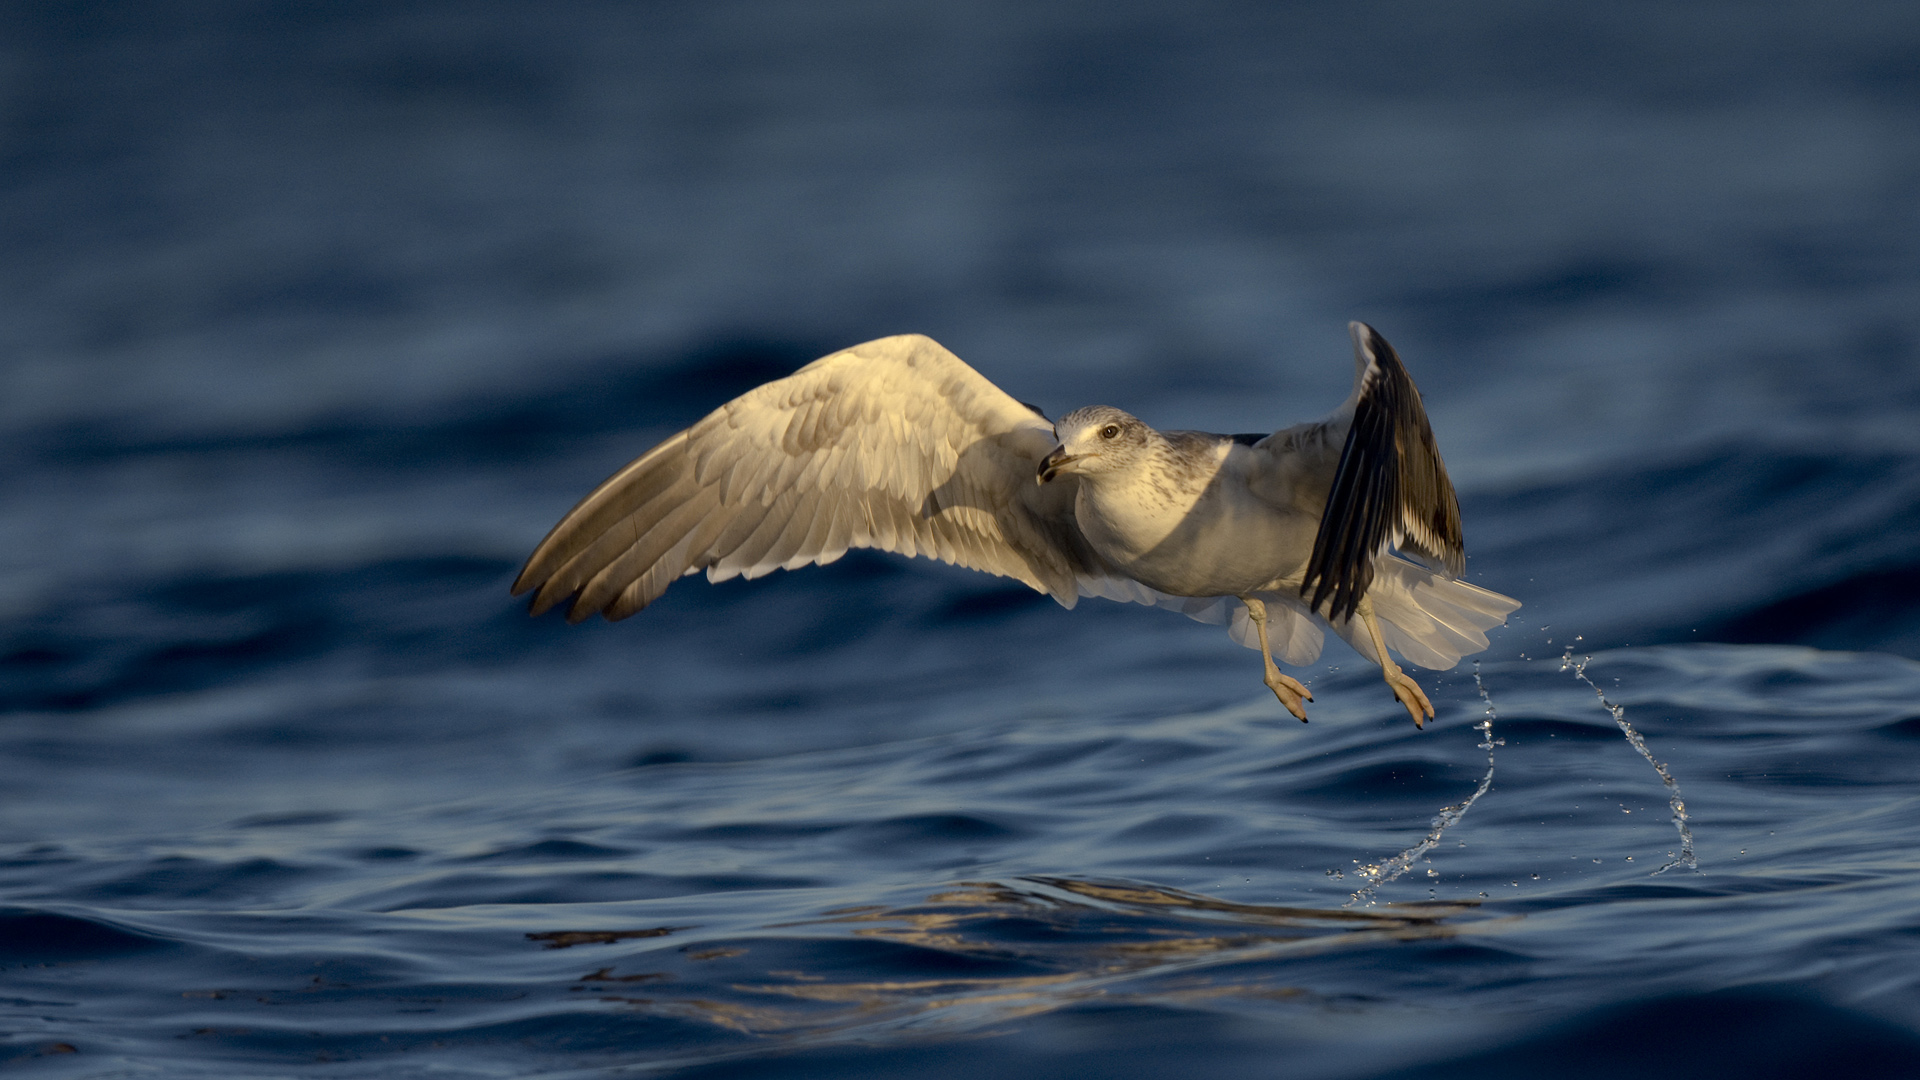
[525,876,1488,1061]
[516,641,1709,1070]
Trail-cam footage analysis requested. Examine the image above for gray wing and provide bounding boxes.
[512,334,1100,622]
[1299,322,1464,622]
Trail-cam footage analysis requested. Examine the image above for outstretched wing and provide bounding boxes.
[1299,322,1464,622]
[513,334,1099,622]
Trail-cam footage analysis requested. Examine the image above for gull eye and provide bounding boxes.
[1100,424,1120,440]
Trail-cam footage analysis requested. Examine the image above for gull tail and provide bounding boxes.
[1335,556,1521,671]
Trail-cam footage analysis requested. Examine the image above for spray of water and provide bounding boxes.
[1561,645,1698,874]
[1344,662,1504,907]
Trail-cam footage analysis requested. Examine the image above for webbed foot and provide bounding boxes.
[1386,668,1434,729]
[1263,670,1312,722]
[1356,601,1435,730]
[1243,596,1313,722]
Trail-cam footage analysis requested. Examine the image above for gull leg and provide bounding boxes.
[1359,598,1433,729]
[1242,597,1312,722]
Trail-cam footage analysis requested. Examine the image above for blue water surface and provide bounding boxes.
[4,2,1920,1076]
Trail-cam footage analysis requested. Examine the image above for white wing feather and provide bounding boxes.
[512,334,1102,621]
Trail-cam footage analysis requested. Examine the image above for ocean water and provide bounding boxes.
[4,2,1920,1076]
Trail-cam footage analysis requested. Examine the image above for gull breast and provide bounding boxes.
[1077,437,1312,598]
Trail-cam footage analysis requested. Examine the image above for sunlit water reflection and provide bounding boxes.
[8,644,1920,1074]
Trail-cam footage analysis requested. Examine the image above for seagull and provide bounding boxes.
[513,323,1519,727]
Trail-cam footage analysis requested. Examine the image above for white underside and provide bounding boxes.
[1078,554,1519,671]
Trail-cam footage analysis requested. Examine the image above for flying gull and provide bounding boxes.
[513,323,1519,727]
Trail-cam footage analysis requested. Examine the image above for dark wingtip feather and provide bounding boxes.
[1302,323,1464,623]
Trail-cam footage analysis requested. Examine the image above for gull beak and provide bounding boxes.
[1037,445,1078,484]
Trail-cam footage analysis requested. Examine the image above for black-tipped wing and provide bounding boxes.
[512,334,1100,622]
[1300,323,1464,622]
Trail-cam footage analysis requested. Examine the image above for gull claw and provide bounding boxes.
[1386,669,1433,729]
[1242,595,1312,722]
[1264,671,1312,723]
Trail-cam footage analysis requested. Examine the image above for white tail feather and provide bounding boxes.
[1081,556,1516,673]
[1334,557,1521,670]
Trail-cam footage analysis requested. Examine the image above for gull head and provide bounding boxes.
[1038,406,1150,484]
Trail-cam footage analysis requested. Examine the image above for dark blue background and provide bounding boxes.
[3,2,1919,1076]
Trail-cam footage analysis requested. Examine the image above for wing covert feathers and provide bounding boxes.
[512,334,1093,622]
[1301,323,1465,623]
